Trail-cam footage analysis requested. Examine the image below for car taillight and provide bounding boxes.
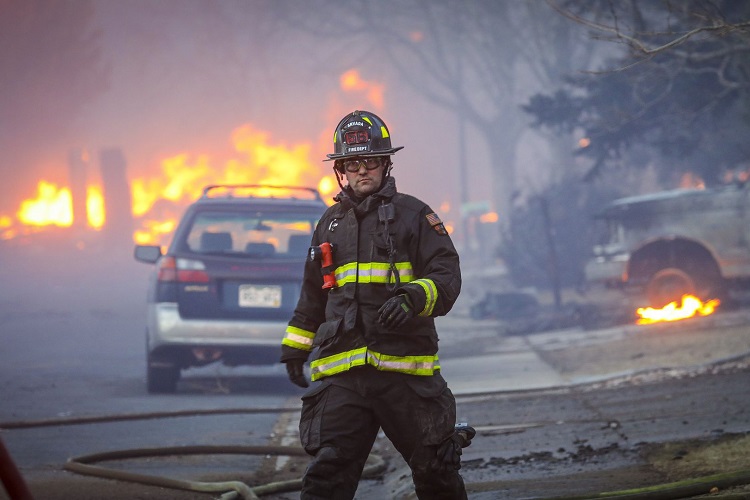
[157,257,210,283]
[157,256,178,281]
[176,258,210,282]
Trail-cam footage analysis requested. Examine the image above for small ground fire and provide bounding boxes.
[636,294,720,325]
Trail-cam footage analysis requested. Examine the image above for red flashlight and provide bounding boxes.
[309,242,336,289]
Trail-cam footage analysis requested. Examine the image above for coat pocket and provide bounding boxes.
[313,317,343,348]
[404,371,448,398]
[299,381,332,452]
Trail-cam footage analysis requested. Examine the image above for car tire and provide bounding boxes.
[146,353,180,394]
[145,329,180,393]
[646,268,696,308]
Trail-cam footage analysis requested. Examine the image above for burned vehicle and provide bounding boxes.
[134,185,327,393]
[584,183,750,307]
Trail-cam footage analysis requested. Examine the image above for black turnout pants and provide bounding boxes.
[298,366,467,500]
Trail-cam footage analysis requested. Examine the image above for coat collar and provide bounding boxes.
[335,176,397,216]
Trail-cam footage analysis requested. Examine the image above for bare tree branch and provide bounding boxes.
[547,0,750,57]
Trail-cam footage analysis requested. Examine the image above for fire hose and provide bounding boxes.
[3,398,750,499]
[63,444,385,500]
[1,406,385,500]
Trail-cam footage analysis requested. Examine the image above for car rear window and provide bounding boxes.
[182,210,318,258]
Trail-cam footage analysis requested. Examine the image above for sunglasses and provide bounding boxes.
[340,157,384,173]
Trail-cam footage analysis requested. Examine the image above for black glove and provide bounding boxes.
[455,423,476,448]
[435,424,476,473]
[436,435,462,472]
[285,359,309,388]
[377,294,415,329]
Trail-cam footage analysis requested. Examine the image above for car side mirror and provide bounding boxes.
[134,245,162,264]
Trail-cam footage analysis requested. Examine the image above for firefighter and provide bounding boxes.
[281,110,472,499]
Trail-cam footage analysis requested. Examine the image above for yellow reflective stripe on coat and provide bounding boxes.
[367,350,439,375]
[310,347,368,379]
[333,261,414,286]
[412,278,437,316]
[282,325,315,351]
[310,347,440,381]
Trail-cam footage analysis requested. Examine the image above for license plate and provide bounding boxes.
[238,284,282,308]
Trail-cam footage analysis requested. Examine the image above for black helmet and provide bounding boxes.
[325,110,403,161]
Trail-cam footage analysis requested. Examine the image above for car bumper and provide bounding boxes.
[147,302,286,350]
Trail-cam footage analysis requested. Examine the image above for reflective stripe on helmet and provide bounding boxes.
[310,347,440,381]
[333,261,414,286]
[282,325,315,351]
[412,278,438,316]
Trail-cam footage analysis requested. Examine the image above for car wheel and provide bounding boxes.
[646,268,696,308]
[146,354,180,394]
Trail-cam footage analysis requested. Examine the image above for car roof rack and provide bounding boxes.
[201,184,323,201]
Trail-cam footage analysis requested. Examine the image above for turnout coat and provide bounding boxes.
[281,177,461,381]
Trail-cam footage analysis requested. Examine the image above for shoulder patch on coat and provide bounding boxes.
[426,212,448,235]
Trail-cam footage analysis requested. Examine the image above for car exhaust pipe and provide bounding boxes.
[192,348,222,363]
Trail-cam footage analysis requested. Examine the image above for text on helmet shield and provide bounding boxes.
[343,121,365,129]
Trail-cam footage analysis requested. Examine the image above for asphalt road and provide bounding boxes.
[0,245,307,500]
[2,244,750,499]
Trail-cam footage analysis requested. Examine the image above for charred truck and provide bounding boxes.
[584,182,750,307]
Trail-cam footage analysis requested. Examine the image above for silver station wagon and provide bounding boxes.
[134,185,326,393]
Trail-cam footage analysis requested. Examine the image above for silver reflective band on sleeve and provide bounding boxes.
[282,325,315,351]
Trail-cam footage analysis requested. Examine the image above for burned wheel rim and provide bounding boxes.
[646,268,696,308]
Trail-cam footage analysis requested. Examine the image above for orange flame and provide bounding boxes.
[340,69,384,110]
[86,185,105,229]
[3,124,338,245]
[480,211,499,223]
[7,67,392,246]
[17,181,73,227]
[6,181,105,235]
[679,172,705,190]
[636,295,720,325]
[131,123,336,246]
[0,215,14,240]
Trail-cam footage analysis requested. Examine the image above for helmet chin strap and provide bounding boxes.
[334,166,347,192]
[380,158,394,186]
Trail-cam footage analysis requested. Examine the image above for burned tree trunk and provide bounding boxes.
[99,148,133,248]
[67,148,89,230]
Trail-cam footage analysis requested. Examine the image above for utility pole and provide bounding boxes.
[539,196,562,309]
